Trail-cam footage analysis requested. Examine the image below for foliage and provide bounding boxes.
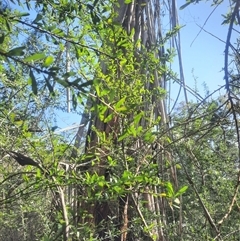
[0,0,240,241]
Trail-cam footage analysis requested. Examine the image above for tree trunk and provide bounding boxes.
[73,0,179,240]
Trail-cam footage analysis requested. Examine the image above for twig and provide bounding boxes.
[224,0,239,91]
[9,16,113,58]
[217,169,240,226]
[190,1,223,47]
[131,193,154,239]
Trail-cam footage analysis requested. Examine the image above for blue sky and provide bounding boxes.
[171,0,239,102]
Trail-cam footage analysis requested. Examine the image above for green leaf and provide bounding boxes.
[26,1,30,10]
[43,56,54,67]
[129,125,137,137]
[22,173,29,182]
[63,71,76,78]
[98,105,108,121]
[36,168,42,179]
[165,182,174,198]
[44,76,54,94]
[124,0,132,3]
[30,69,38,95]
[104,113,114,123]
[91,11,100,25]
[118,131,128,141]
[56,78,70,87]
[74,46,81,59]
[95,83,100,96]
[122,170,132,180]
[143,131,155,143]
[179,2,191,10]
[116,106,127,112]
[17,12,30,17]
[175,185,188,197]
[98,180,105,187]
[49,67,60,72]
[115,97,126,109]
[93,0,100,7]
[175,164,181,169]
[74,80,93,89]
[133,112,143,125]
[0,34,5,44]
[24,52,46,62]
[32,13,43,24]
[7,46,25,56]
[52,28,64,36]
[114,97,128,113]
[5,19,11,31]
[72,93,77,110]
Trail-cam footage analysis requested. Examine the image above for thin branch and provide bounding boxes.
[224,2,240,179]
[224,0,239,91]
[190,1,223,47]
[0,171,36,186]
[196,23,226,44]
[131,193,154,239]
[171,0,189,106]
[11,17,113,58]
[217,169,240,226]
[179,152,221,237]
[0,50,53,75]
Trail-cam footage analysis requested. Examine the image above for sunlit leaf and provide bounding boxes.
[175,185,188,197]
[118,131,128,141]
[36,168,42,179]
[95,83,100,96]
[165,181,174,198]
[104,113,114,123]
[160,193,167,197]
[175,164,181,169]
[24,53,46,62]
[43,56,54,67]
[98,105,108,121]
[22,173,29,182]
[115,97,126,109]
[133,112,143,125]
